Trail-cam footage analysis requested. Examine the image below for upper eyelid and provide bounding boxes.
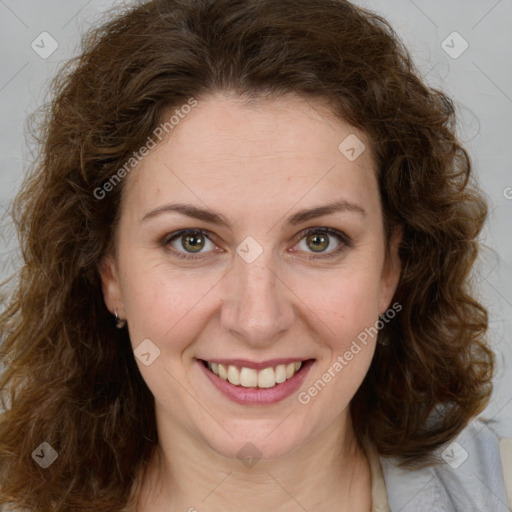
[164,227,349,251]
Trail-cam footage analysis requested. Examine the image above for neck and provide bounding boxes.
[134,411,371,512]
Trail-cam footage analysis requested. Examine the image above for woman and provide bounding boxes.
[0,0,510,510]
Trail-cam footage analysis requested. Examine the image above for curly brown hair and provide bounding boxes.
[0,0,494,510]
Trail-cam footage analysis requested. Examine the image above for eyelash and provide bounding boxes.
[161,227,352,261]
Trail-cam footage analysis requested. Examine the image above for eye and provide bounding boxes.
[162,227,351,261]
[293,227,350,260]
[164,229,217,259]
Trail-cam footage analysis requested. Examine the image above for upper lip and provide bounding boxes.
[198,358,313,370]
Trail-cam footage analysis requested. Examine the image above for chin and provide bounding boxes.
[201,420,309,463]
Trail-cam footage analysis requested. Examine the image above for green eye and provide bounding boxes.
[305,232,330,252]
[180,232,206,253]
[165,229,215,259]
[163,227,351,261]
[295,227,350,260]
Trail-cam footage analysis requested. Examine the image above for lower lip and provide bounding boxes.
[198,359,315,405]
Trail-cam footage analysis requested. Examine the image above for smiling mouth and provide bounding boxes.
[200,359,312,389]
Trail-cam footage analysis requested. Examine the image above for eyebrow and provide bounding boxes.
[140,199,366,228]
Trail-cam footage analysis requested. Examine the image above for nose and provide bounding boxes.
[219,250,296,347]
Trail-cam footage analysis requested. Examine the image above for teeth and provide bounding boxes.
[275,364,287,384]
[206,360,303,389]
[227,365,241,386]
[258,367,275,388]
[218,363,228,380]
[240,367,258,387]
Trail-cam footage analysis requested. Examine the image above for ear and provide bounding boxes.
[99,253,125,317]
[378,225,403,314]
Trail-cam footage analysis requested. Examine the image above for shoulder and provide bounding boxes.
[379,417,512,511]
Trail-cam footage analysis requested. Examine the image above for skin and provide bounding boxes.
[100,92,402,512]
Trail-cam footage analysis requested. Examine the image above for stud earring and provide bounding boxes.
[377,336,390,346]
[114,307,127,329]
[377,312,390,345]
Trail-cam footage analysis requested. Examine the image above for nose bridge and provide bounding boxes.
[220,247,294,344]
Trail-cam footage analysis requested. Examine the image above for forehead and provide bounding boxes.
[122,92,380,226]
[152,92,372,166]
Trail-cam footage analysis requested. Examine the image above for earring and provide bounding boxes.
[377,312,390,346]
[114,307,127,329]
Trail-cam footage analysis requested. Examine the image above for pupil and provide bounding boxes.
[308,233,328,252]
[181,233,330,254]
[183,234,204,252]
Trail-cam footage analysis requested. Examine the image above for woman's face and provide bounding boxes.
[101,92,401,460]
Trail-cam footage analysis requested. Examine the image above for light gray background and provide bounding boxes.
[0,0,511,436]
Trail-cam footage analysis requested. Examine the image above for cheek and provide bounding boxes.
[120,260,226,356]
[298,264,383,346]
[295,271,381,415]
[120,269,219,408]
